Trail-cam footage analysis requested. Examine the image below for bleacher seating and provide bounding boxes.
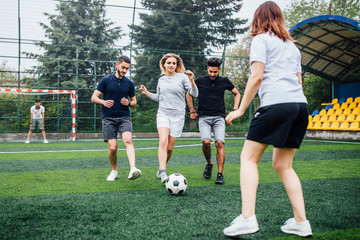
[324,104,333,110]
[308,96,360,131]
[326,109,335,116]
[319,109,327,116]
[333,103,340,110]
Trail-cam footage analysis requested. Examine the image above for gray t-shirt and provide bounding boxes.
[151,73,198,115]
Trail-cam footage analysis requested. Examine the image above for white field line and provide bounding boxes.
[0,143,204,154]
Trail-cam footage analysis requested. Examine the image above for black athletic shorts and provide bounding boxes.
[247,103,308,148]
[102,117,133,142]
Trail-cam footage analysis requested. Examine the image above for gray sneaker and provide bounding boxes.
[281,218,312,237]
[156,169,161,179]
[160,171,168,183]
[223,214,259,236]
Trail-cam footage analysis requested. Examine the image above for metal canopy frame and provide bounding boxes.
[289,15,360,83]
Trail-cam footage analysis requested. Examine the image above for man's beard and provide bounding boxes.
[117,70,123,77]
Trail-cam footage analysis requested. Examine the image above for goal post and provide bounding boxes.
[0,88,77,141]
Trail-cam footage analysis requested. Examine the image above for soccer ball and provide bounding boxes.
[165,173,187,195]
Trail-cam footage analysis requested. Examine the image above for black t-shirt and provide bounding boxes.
[195,75,235,117]
[96,74,135,118]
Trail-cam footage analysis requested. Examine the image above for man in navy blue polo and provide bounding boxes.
[91,55,141,181]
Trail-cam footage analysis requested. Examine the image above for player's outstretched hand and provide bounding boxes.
[225,110,243,126]
[185,70,194,81]
[139,85,147,93]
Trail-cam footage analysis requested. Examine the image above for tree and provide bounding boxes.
[0,61,17,87]
[29,0,121,89]
[283,0,360,28]
[302,73,331,112]
[224,34,251,92]
[131,0,248,90]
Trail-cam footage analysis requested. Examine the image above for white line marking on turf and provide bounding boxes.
[0,143,204,154]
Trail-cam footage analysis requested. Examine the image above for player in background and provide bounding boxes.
[139,53,198,183]
[91,55,141,182]
[223,1,312,237]
[186,57,241,184]
[25,99,48,144]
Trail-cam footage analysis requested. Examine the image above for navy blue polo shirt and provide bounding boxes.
[96,74,135,118]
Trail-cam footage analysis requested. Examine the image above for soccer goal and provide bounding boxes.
[0,88,77,141]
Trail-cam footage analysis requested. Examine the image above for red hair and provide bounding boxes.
[251,1,293,42]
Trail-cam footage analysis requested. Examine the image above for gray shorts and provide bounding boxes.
[198,116,225,143]
[30,119,44,130]
[102,117,133,142]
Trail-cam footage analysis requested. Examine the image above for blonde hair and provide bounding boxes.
[251,1,294,42]
[159,53,185,75]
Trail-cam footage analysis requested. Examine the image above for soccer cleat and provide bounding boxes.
[215,173,225,184]
[128,167,141,180]
[160,171,168,183]
[107,170,118,181]
[43,140,49,144]
[25,140,30,144]
[156,169,161,179]
[223,214,259,236]
[281,218,312,237]
[203,163,213,179]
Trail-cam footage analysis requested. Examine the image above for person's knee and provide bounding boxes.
[272,161,291,173]
[167,148,173,156]
[215,141,224,149]
[123,138,133,146]
[202,139,211,148]
[108,144,117,153]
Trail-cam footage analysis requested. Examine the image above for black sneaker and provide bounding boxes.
[215,173,225,184]
[203,164,213,179]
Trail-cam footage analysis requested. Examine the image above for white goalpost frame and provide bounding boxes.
[0,88,77,141]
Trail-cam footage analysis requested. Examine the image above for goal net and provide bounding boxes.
[0,88,76,141]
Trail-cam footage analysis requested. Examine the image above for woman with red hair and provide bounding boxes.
[223,1,312,237]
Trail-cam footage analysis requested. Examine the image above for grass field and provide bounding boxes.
[0,137,360,239]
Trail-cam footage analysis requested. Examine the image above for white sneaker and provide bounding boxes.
[223,214,259,236]
[107,170,118,181]
[25,140,30,144]
[281,218,312,237]
[156,169,161,179]
[44,140,49,144]
[160,171,168,183]
[128,167,141,180]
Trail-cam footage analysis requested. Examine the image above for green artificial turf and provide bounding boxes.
[0,138,359,239]
[0,178,359,240]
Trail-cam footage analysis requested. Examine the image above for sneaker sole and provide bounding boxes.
[203,173,211,179]
[161,177,168,183]
[128,171,141,180]
[223,227,259,236]
[281,229,312,237]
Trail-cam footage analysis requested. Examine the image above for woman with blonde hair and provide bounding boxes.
[223,1,312,237]
[140,53,198,182]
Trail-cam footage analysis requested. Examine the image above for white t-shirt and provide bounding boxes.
[30,105,45,119]
[250,32,307,107]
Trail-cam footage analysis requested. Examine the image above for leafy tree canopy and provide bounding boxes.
[31,0,122,89]
[283,0,360,28]
[131,0,248,90]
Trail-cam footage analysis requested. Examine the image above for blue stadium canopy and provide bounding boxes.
[289,15,360,82]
